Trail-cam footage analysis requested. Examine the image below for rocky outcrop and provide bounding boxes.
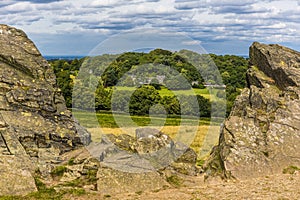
[89,128,198,175]
[77,128,197,194]
[204,42,300,179]
[0,25,200,196]
[0,24,90,195]
[48,127,198,195]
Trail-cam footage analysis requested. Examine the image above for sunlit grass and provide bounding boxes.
[73,109,221,155]
[87,125,220,155]
[113,86,213,100]
[72,110,214,128]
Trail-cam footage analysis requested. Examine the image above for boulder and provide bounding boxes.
[97,165,169,194]
[56,147,168,195]
[204,42,300,179]
[0,24,91,195]
[88,128,198,176]
[86,128,198,194]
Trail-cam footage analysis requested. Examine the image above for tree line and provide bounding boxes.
[49,49,248,117]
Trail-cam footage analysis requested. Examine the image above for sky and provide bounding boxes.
[0,0,300,56]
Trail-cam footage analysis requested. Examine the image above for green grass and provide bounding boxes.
[72,109,216,129]
[159,88,209,96]
[114,86,212,99]
[0,177,86,200]
[113,86,222,101]
[50,166,67,181]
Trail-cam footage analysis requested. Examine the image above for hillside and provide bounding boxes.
[49,50,248,117]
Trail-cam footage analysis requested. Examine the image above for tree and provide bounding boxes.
[111,90,131,113]
[196,95,211,117]
[119,76,135,87]
[160,96,180,115]
[95,82,112,111]
[129,85,161,116]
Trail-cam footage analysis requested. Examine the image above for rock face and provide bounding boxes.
[204,42,300,179]
[0,24,90,195]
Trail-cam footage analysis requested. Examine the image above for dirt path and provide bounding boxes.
[65,173,300,200]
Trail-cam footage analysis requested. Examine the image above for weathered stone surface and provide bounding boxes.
[0,24,91,195]
[204,42,300,179]
[88,128,198,176]
[97,165,169,195]
[0,155,37,195]
[53,147,168,194]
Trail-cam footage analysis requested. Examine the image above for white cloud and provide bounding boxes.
[0,0,299,55]
[181,40,201,45]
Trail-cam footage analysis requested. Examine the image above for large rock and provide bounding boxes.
[88,128,198,176]
[0,24,90,195]
[204,42,300,179]
[97,166,169,194]
[84,128,197,194]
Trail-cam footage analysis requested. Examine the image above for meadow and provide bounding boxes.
[114,86,216,100]
[73,110,221,156]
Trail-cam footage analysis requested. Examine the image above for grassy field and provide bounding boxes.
[114,86,215,100]
[87,125,220,155]
[73,110,221,155]
[72,110,218,128]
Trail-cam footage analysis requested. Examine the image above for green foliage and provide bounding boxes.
[129,85,161,116]
[283,166,300,174]
[160,96,180,115]
[209,54,248,88]
[50,58,85,107]
[95,83,112,110]
[0,196,23,200]
[68,157,75,166]
[51,166,67,180]
[196,159,205,167]
[225,86,242,114]
[100,49,204,88]
[27,187,62,200]
[0,176,86,200]
[50,50,248,117]
[63,169,98,187]
[34,177,46,190]
[166,175,183,187]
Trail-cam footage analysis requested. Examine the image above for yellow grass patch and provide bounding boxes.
[87,125,220,157]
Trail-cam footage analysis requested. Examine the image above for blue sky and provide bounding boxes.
[1,0,300,56]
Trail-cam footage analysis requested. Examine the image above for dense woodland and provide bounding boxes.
[49,49,248,117]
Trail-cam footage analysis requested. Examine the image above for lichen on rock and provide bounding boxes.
[0,24,91,195]
[204,42,300,180]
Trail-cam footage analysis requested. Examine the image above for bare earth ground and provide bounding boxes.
[64,173,300,200]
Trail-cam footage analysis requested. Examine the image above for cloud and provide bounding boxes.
[0,0,298,55]
[88,0,124,8]
[15,0,62,3]
[181,40,201,45]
